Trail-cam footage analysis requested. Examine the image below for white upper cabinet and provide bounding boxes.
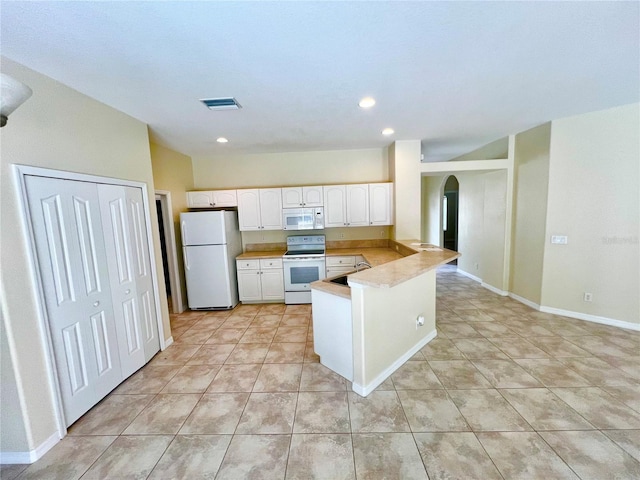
[324,184,371,227]
[369,183,393,225]
[323,185,347,228]
[346,184,370,226]
[237,188,283,231]
[259,188,283,230]
[186,190,237,208]
[282,186,323,208]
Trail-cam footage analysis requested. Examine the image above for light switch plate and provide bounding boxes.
[551,235,568,245]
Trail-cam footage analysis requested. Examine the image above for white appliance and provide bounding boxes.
[181,210,242,309]
[283,207,324,230]
[283,235,326,304]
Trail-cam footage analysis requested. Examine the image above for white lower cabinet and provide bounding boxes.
[326,255,366,277]
[237,258,284,302]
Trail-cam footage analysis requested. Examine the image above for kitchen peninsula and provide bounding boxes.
[312,241,459,397]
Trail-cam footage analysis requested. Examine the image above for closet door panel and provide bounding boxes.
[25,175,121,426]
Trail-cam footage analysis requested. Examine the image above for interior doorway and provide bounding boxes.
[442,176,459,264]
[155,191,184,313]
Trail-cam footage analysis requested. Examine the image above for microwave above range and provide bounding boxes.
[283,207,324,230]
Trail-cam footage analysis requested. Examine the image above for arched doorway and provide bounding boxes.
[442,176,459,262]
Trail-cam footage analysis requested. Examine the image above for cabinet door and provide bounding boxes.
[237,269,262,301]
[302,186,323,207]
[212,190,237,207]
[323,185,347,228]
[282,187,304,208]
[369,183,393,225]
[259,188,283,230]
[346,184,369,226]
[237,189,261,231]
[326,256,356,268]
[261,269,284,300]
[187,191,214,208]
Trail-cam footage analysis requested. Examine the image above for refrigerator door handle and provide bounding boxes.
[181,221,187,246]
[184,249,190,271]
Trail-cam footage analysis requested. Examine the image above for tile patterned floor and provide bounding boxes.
[4,265,640,479]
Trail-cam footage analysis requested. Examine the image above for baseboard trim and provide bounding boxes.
[481,282,509,297]
[453,268,638,332]
[0,431,59,464]
[352,330,438,397]
[540,306,640,332]
[508,292,542,310]
[163,336,174,349]
[456,269,482,283]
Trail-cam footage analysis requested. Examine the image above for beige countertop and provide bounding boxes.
[314,240,460,295]
[235,240,459,295]
[236,249,286,259]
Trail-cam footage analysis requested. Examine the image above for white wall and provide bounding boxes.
[542,103,639,324]
[510,123,551,304]
[0,58,170,454]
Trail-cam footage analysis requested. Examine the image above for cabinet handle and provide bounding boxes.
[125,289,131,295]
[93,301,100,307]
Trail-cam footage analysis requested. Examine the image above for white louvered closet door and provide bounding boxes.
[25,176,123,426]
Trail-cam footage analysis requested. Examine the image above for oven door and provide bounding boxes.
[283,257,326,291]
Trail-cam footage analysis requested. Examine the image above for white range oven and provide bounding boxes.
[282,235,326,304]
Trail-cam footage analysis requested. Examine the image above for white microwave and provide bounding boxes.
[283,207,324,230]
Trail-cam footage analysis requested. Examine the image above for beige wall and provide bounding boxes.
[0,58,170,453]
[389,140,422,240]
[191,148,389,189]
[1,309,29,452]
[421,175,446,245]
[150,142,193,311]
[455,171,508,291]
[510,123,551,304]
[350,269,436,391]
[542,103,639,324]
[449,137,509,162]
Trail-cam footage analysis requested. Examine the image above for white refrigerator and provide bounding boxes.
[180,210,242,309]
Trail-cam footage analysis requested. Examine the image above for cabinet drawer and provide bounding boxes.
[326,256,356,267]
[260,258,283,269]
[237,259,260,270]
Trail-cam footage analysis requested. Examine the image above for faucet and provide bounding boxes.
[355,261,372,271]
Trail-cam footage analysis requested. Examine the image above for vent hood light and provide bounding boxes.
[358,97,376,108]
[216,137,228,143]
[200,97,242,110]
[382,128,394,135]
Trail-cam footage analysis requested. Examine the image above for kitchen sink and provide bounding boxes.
[329,275,349,286]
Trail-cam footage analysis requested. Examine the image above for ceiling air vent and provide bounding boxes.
[200,97,242,110]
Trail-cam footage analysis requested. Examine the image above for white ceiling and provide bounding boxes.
[1,1,638,162]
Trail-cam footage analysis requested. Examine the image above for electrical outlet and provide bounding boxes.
[380,230,385,238]
[583,292,593,302]
[474,263,479,270]
[551,235,568,245]
[339,233,345,239]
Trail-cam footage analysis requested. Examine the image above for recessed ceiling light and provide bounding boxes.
[382,128,395,136]
[358,97,376,108]
[216,137,228,143]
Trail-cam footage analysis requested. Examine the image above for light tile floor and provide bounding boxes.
[4,265,640,479]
